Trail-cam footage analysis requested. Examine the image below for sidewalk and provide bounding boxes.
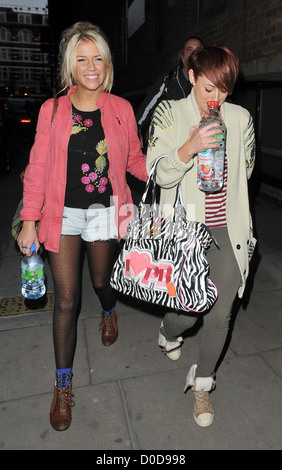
[0,191,281,450]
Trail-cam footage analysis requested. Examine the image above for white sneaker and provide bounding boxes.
[158,322,183,361]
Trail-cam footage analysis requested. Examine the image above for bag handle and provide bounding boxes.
[140,155,186,219]
[140,154,165,207]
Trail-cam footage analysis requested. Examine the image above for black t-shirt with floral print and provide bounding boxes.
[64,105,112,209]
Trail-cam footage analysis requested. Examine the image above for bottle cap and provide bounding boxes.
[31,243,36,252]
[207,101,218,107]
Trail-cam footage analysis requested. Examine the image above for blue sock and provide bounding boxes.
[55,367,72,388]
[101,307,115,317]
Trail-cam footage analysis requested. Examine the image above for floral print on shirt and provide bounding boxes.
[81,139,108,194]
[72,113,94,133]
[71,112,109,195]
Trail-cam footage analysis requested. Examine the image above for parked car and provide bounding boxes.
[7,97,40,144]
[0,99,20,173]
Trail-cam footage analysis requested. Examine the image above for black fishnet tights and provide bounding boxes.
[48,235,117,369]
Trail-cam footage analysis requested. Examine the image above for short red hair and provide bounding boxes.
[188,44,239,94]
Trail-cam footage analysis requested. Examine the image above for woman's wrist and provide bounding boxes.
[22,220,36,228]
[178,144,196,164]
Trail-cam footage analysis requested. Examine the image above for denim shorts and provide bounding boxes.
[61,205,118,242]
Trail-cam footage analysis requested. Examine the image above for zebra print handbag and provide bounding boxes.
[110,156,218,313]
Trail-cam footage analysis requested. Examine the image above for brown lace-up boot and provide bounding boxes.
[50,384,74,431]
[101,310,118,346]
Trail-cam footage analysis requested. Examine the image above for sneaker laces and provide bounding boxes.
[193,391,213,414]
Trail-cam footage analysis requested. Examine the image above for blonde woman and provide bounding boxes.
[18,22,147,431]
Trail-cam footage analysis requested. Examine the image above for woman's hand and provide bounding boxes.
[178,122,224,164]
[17,221,40,256]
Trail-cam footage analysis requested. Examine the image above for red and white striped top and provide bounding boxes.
[205,155,227,228]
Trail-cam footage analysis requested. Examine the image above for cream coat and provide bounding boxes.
[146,89,256,298]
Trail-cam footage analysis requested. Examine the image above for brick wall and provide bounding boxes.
[244,0,282,59]
[46,0,282,95]
[122,0,198,93]
[116,0,282,95]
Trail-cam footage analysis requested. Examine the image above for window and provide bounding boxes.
[18,14,32,24]
[0,47,8,60]
[0,27,12,42]
[0,67,9,79]
[0,47,21,61]
[18,29,32,43]
[128,0,145,37]
[24,68,30,80]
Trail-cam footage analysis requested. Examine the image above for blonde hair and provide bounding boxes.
[59,22,114,93]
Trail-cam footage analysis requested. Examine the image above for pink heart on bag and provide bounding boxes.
[130,251,150,276]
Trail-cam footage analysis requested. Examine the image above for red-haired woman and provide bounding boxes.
[147,45,256,427]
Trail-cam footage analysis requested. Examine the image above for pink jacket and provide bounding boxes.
[21,88,148,252]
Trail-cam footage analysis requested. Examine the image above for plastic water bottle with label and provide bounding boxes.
[197,101,226,193]
[21,243,46,299]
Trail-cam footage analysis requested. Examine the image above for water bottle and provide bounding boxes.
[197,101,226,193]
[21,243,46,299]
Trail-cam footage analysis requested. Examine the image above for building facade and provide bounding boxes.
[0,6,50,97]
[47,0,282,95]
[118,0,282,97]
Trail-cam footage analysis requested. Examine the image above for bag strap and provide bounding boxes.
[20,97,59,183]
[140,155,186,217]
[51,97,59,125]
[140,155,166,207]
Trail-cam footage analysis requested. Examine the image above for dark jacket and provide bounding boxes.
[136,65,192,143]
